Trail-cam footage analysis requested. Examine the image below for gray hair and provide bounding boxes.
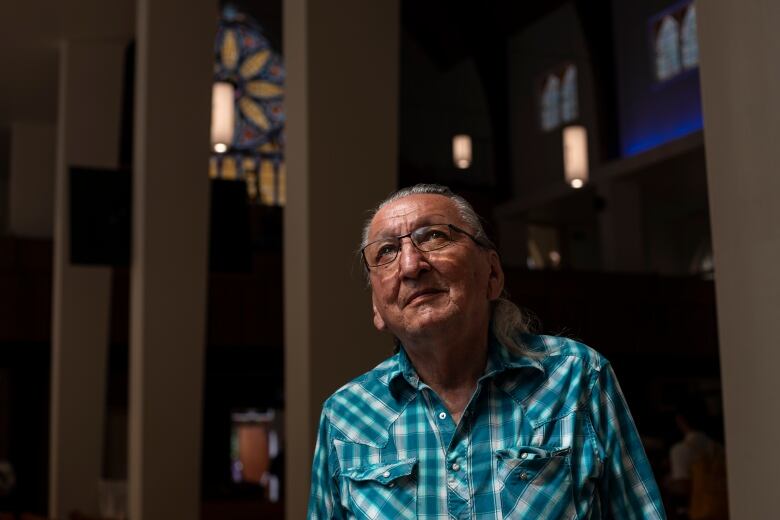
[359,183,537,356]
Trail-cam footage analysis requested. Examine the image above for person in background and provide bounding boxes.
[667,399,728,520]
[0,460,16,515]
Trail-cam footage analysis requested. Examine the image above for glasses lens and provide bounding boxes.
[412,225,453,252]
[364,239,400,267]
[363,225,455,267]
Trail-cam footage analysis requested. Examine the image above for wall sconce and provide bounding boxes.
[563,125,588,188]
[211,82,235,153]
[452,134,472,169]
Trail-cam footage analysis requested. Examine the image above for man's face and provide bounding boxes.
[366,194,504,342]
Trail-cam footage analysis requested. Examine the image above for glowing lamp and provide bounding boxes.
[211,82,235,153]
[563,125,588,188]
[452,134,472,169]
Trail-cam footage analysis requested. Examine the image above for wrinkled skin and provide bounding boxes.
[366,194,504,348]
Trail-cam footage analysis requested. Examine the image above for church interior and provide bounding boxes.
[0,0,777,519]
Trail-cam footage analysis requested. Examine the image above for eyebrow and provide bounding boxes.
[370,214,450,240]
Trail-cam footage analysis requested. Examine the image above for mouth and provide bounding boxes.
[404,288,446,307]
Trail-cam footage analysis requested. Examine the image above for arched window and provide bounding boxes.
[681,5,699,69]
[541,75,560,131]
[655,15,681,81]
[561,65,578,123]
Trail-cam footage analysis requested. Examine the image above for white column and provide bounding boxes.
[128,0,213,518]
[49,41,125,519]
[283,1,399,518]
[698,2,780,518]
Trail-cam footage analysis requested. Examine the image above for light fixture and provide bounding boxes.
[548,250,562,267]
[452,134,472,169]
[211,81,235,153]
[563,125,588,188]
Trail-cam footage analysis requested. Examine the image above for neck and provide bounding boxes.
[399,319,490,420]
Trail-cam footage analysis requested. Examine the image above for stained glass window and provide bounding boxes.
[259,159,276,206]
[215,7,284,151]
[656,15,682,81]
[538,64,578,132]
[652,3,699,82]
[681,5,699,70]
[211,5,286,206]
[541,75,561,132]
[561,65,579,124]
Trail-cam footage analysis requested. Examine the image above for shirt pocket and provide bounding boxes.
[495,446,578,519]
[340,458,417,520]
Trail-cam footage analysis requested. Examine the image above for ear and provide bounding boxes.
[486,250,504,301]
[371,295,387,331]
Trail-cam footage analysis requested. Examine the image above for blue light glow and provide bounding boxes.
[622,115,703,156]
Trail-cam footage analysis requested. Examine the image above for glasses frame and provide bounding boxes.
[361,223,488,268]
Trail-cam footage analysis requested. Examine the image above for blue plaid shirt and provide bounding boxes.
[308,334,666,519]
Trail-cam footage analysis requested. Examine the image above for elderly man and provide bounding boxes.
[308,184,666,519]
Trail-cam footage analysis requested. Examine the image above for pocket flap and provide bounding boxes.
[342,458,417,485]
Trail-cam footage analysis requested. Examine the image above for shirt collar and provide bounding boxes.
[387,347,420,398]
[387,331,545,398]
[483,331,546,376]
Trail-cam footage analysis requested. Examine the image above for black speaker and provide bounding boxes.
[70,171,251,272]
[70,166,132,266]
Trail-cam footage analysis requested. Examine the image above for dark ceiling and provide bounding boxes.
[227,0,572,69]
[222,0,619,196]
[401,0,570,69]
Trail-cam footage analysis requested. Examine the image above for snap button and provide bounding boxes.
[438,412,447,420]
[382,470,391,478]
[520,452,528,459]
[451,463,460,472]
[519,471,528,481]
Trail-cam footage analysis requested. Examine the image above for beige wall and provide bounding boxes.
[283,0,399,518]
[8,122,56,238]
[698,1,780,518]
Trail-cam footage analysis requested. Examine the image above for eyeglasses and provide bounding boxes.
[362,223,487,268]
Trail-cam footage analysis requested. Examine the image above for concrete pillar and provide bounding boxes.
[283,0,399,518]
[698,2,780,518]
[128,0,213,518]
[49,41,125,519]
[8,122,56,238]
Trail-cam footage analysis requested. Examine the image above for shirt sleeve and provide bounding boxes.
[307,407,344,520]
[588,362,667,520]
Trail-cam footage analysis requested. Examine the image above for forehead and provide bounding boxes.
[368,194,462,238]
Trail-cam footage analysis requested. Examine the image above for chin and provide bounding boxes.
[401,309,456,335]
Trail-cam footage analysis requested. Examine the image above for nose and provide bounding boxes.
[398,237,430,279]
